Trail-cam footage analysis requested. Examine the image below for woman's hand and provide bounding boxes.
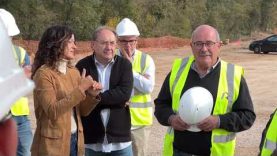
[78,69,95,93]
[87,81,102,97]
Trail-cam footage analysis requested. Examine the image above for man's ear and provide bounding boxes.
[190,42,193,48]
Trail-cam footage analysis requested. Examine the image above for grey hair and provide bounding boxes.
[91,26,117,41]
[191,25,220,42]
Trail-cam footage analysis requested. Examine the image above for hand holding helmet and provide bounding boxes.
[0,9,34,156]
[197,115,219,132]
[178,87,213,132]
[169,114,190,131]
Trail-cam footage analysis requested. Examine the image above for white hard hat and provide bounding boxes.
[178,87,213,132]
[0,18,34,120]
[0,9,20,36]
[116,18,140,37]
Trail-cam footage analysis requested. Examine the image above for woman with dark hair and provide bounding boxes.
[31,25,102,156]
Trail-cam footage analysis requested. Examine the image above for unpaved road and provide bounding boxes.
[29,41,277,156]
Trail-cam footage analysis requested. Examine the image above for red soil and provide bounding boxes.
[14,36,190,56]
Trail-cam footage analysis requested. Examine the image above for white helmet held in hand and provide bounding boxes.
[0,9,20,36]
[0,18,34,120]
[116,18,140,37]
[178,87,213,132]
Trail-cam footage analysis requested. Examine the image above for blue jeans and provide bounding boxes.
[13,115,33,156]
[70,132,78,156]
[85,145,133,156]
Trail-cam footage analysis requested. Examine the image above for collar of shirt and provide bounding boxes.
[94,56,115,92]
[56,59,69,74]
[191,58,220,78]
[94,56,115,67]
[94,56,115,68]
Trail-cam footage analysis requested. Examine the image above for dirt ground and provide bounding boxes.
[26,39,277,156]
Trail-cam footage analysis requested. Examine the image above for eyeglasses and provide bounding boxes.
[119,39,137,45]
[193,41,217,49]
[96,40,116,46]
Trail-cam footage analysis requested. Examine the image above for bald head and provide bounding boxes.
[191,25,220,42]
[91,26,117,41]
[190,25,222,72]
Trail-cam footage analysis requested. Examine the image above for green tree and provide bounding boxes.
[1,0,54,40]
[261,0,277,31]
[0,0,275,40]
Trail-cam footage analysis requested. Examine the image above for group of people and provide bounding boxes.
[0,8,276,156]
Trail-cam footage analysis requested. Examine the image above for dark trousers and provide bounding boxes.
[173,148,205,156]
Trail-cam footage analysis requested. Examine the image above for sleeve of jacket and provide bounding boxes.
[33,69,86,121]
[154,72,175,126]
[99,58,133,107]
[79,94,100,116]
[219,76,256,132]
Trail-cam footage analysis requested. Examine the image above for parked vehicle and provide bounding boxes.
[249,35,277,54]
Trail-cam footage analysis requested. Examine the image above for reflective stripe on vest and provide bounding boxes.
[261,110,277,156]
[163,56,243,156]
[130,50,153,126]
[210,61,243,156]
[163,57,194,156]
[10,45,29,116]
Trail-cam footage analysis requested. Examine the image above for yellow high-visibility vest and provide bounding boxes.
[130,50,153,125]
[163,56,243,156]
[116,49,153,125]
[10,45,30,116]
[260,109,277,156]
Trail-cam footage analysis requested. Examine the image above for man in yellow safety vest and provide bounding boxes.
[154,25,256,156]
[116,18,156,156]
[0,8,33,156]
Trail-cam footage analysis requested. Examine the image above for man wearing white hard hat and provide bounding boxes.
[116,18,155,156]
[0,8,33,156]
[155,25,256,156]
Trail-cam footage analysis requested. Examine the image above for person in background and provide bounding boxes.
[0,8,33,156]
[76,26,133,156]
[154,24,256,156]
[116,18,155,156]
[31,25,102,156]
[259,108,277,156]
